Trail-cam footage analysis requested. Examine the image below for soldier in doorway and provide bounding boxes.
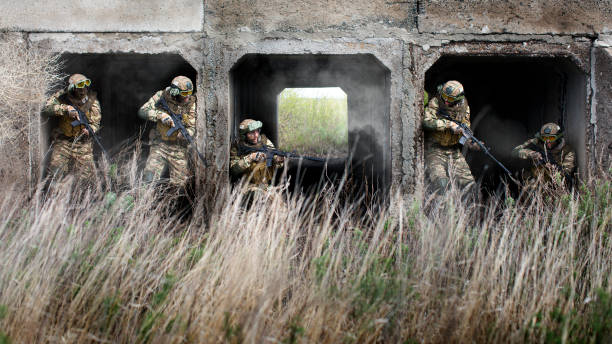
[42,73,101,183]
[512,122,575,193]
[139,76,197,191]
[229,119,284,191]
[423,80,481,192]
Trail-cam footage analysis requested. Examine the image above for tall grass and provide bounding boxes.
[0,36,63,188]
[278,88,348,157]
[0,166,610,343]
[2,38,612,344]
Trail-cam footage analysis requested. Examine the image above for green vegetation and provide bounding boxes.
[278,88,348,157]
[1,37,612,343]
[0,169,610,343]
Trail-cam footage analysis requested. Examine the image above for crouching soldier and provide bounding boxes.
[230,119,284,191]
[42,74,101,183]
[423,80,481,192]
[512,123,575,193]
[139,76,197,191]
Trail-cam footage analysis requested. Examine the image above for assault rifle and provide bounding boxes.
[239,144,326,167]
[438,109,519,185]
[531,145,574,185]
[69,103,109,159]
[157,97,207,167]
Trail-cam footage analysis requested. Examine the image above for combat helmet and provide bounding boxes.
[536,123,563,143]
[67,74,91,92]
[438,80,465,105]
[239,118,262,135]
[169,76,194,97]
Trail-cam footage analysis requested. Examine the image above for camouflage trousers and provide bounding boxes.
[424,141,475,191]
[47,138,96,181]
[241,162,275,192]
[144,140,191,188]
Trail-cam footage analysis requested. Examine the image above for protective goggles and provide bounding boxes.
[74,79,91,88]
[240,120,263,133]
[441,92,464,104]
[179,90,192,97]
[540,135,559,143]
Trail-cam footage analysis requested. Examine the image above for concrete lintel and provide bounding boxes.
[416,40,592,76]
[27,33,206,69]
[0,0,203,32]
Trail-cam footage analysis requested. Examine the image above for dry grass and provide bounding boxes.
[0,164,610,343]
[0,36,63,187]
[1,37,612,343]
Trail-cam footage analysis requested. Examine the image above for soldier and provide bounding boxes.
[423,80,481,191]
[512,122,575,192]
[230,119,284,190]
[138,76,197,190]
[42,73,101,182]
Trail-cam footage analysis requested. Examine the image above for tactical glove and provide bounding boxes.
[158,112,174,127]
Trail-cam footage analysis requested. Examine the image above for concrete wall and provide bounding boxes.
[592,35,612,170]
[2,0,611,191]
[0,0,203,32]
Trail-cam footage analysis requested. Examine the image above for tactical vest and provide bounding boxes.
[156,90,196,142]
[431,98,470,147]
[57,91,97,138]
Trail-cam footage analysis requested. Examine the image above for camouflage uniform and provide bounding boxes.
[512,129,575,191]
[230,120,284,191]
[422,83,475,191]
[139,76,197,188]
[42,74,101,181]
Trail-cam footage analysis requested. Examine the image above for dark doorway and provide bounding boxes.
[42,53,197,174]
[425,55,587,190]
[230,54,391,193]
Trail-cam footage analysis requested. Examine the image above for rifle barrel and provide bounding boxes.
[439,110,519,184]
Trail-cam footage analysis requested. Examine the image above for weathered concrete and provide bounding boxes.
[203,38,408,191]
[0,0,203,32]
[419,0,612,35]
[592,35,612,171]
[1,0,611,191]
[205,0,416,36]
[411,39,592,178]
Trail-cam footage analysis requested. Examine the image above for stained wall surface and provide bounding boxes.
[0,0,203,32]
[1,0,611,192]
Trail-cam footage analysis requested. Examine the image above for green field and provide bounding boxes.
[278,88,348,157]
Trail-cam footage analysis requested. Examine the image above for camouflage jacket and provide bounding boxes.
[423,96,471,147]
[229,134,284,177]
[138,88,196,143]
[42,89,101,138]
[512,137,575,179]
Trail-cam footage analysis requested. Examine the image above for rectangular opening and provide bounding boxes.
[277,87,348,158]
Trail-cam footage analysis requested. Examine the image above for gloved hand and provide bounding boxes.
[158,112,174,127]
[65,105,79,120]
[80,128,89,137]
[529,151,543,161]
[467,139,481,151]
[447,121,464,135]
[177,131,188,144]
[248,152,264,163]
